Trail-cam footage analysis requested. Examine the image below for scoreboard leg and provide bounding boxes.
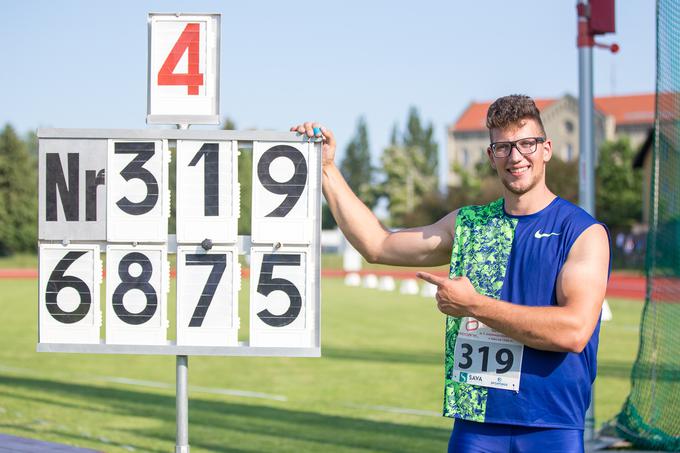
[176,355,189,453]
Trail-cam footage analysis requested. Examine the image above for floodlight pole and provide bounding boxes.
[577,1,596,441]
[578,6,596,217]
[176,123,190,453]
[577,0,618,443]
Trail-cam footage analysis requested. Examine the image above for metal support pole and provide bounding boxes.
[579,45,596,217]
[578,0,596,442]
[176,355,189,453]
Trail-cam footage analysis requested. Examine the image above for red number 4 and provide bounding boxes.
[157,23,204,95]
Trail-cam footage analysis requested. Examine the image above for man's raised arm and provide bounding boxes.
[291,122,454,268]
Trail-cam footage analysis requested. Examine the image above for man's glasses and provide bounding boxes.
[489,137,545,158]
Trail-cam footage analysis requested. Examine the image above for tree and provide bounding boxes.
[403,106,438,182]
[596,137,642,229]
[0,124,37,255]
[25,130,38,157]
[321,202,337,230]
[219,118,253,236]
[378,108,439,225]
[340,116,376,210]
[168,143,177,234]
[546,156,578,204]
[380,144,437,226]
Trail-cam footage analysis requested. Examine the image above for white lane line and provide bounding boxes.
[189,384,287,401]
[97,376,288,401]
[343,403,440,417]
[0,365,287,402]
[0,365,31,374]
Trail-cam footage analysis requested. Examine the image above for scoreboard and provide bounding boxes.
[37,129,321,357]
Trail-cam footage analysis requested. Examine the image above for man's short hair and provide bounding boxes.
[486,94,546,140]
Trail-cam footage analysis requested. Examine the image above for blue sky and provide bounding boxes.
[3,1,655,181]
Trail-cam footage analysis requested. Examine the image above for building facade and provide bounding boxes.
[446,93,655,187]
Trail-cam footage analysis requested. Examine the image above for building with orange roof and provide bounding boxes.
[446,93,655,186]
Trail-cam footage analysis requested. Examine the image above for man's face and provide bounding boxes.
[487,119,552,196]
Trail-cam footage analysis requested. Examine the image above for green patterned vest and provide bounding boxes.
[443,199,518,421]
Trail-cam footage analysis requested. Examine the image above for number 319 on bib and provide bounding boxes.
[147,13,220,125]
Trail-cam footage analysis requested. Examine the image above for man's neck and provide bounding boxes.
[503,185,556,216]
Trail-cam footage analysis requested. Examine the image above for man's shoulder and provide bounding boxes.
[457,198,505,224]
[552,197,602,227]
[550,198,609,251]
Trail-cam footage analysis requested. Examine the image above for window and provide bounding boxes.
[565,120,574,134]
[462,148,469,167]
[565,143,574,161]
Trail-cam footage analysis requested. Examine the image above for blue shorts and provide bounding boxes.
[448,419,584,453]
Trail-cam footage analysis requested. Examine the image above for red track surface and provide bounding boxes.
[0,268,652,300]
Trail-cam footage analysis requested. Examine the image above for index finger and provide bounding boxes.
[416,271,446,287]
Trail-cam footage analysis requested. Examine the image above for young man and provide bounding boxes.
[291,95,610,452]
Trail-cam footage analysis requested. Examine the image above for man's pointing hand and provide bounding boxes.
[416,272,482,318]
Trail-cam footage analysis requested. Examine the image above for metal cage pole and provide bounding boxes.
[176,355,190,453]
[176,122,191,453]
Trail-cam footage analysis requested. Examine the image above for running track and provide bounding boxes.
[0,268,651,300]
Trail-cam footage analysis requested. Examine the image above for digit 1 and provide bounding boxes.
[478,346,490,372]
[257,145,307,217]
[45,251,91,324]
[112,252,157,325]
[188,143,219,216]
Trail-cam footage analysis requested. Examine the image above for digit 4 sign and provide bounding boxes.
[147,14,220,125]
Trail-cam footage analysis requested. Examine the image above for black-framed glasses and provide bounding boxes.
[489,137,545,158]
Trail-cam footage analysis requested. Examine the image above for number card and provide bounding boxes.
[176,140,238,244]
[38,138,107,241]
[176,245,240,346]
[39,244,101,344]
[249,246,315,347]
[451,318,524,391]
[37,129,321,357]
[251,141,319,244]
[147,13,220,125]
[105,245,169,345]
[107,140,170,242]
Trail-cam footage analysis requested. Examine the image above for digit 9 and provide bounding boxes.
[257,145,307,217]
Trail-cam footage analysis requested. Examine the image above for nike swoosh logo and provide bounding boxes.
[534,230,561,239]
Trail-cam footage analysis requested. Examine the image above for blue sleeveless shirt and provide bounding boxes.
[444,197,609,429]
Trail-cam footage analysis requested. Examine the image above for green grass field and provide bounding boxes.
[0,275,643,452]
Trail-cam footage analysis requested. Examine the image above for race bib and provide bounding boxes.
[451,317,524,391]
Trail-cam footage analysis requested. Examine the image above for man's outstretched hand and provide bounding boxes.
[416,272,481,318]
[290,122,336,168]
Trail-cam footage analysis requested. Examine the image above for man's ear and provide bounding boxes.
[486,147,496,169]
[542,139,553,163]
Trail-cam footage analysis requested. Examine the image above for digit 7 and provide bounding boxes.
[157,23,204,95]
[185,254,226,327]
